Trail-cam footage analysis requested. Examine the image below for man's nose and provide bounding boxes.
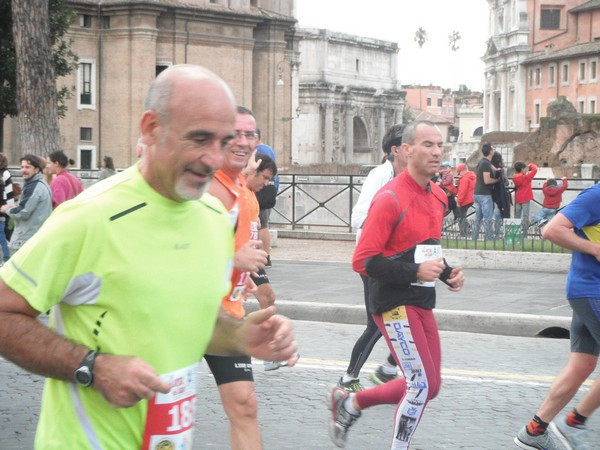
[204,143,225,171]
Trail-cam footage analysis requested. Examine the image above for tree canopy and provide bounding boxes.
[0,0,77,121]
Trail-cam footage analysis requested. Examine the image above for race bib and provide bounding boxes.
[250,220,259,241]
[141,363,198,450]
[229,271,250,302]
[410,245,443,288]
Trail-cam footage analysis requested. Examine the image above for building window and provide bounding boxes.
[77,60,96,110]
[579,60,587,83]
[548,63,556,87]
[437,98,443,107]
[427,97,431,107]
[101,16,110,29]
[578,97,586,113]
[533,100,541,126]
[156,64,170,77]
[534,65,542,87]
[590,59,598,82]
[561,62,570,85]
[528,68,534,88]
[77,146,96,170]
[355,59,360,73]
[540,8,560,30]
[80,14,92,28]
[589,98,597,114]
[80,127,92,141]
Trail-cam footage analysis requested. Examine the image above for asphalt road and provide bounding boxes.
[2,320,599,449]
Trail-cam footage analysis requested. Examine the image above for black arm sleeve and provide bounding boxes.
[364,254,419,286]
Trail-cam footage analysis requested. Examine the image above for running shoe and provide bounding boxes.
[265,255,272,268]
[337,377,364,392]
[328,387,360,448]
[550,416,589,450]
[370,366,398,385]
[514,425,565,450]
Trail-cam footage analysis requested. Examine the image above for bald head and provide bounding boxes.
[144,65,236,126]
[138,64,237,202]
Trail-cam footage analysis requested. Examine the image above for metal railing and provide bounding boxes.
[270,173,598,251]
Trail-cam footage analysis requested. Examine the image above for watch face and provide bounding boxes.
[75,367,92,386]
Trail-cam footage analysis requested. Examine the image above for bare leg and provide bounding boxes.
[536,352,598,422]
[258,227,271,256]
[218,380,262,450]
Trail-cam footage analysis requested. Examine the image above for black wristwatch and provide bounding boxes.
[74,350,98,387]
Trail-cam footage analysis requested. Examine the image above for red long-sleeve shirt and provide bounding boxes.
[456,170,475,206]
[542,179,568,209]
[352,170,448,312]
[513,163,538,204]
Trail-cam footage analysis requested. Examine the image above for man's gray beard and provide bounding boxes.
[175,180,207,201]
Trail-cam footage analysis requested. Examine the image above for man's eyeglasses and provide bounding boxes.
[234,130,259,141]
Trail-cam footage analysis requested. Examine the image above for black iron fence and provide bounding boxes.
[270,173,599,252]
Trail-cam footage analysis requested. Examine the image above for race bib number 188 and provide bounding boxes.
[141,363,198,450]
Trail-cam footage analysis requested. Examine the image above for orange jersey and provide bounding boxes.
[213,171,259,318]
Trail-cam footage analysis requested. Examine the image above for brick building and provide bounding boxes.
[483,0,600,132]
[3,0,297,170]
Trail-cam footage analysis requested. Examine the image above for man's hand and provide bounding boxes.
[93,354,171,407]
[445,267,465,292]
[416,258,445,282]
[242,306,298,367]
[242,150,260,179]
[234,240,268,272]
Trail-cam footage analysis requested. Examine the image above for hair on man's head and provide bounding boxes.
[481,143,493,157]
[382,124,405,155]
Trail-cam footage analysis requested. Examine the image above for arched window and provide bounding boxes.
[473,126,483,137]
[353,117,369,151]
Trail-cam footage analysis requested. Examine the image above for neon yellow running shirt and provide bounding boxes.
[0,165,233,449]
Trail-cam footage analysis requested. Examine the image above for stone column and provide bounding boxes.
[500,69,508,131]
[323,104,334,163]
[290,60,301,165]
[378,108,386,157]
[345,107,354,164]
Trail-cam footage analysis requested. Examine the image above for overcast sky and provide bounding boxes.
[295,0,490,91]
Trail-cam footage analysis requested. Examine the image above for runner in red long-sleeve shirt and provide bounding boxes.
[328,120,465,450]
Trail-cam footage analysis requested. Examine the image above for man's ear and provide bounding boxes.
[400,143,411,158]
[139,110,160,146]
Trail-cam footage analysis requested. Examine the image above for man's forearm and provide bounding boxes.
[0,312,88,382]
[206,310,246,356]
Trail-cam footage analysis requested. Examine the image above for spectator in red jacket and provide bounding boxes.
[532,177,568,226]
[455,163,475,237]
[513,161,538,222]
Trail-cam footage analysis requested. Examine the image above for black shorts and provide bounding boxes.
[259,208,271,229]
[250,267,270,286]
[204,354,254,385]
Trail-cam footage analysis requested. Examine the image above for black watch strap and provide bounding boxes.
[74,350,98,387]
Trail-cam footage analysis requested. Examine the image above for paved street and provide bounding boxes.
[1,238,593,449]
[268,237,571,318]
[2,320,599,449]
[267,261,570,318]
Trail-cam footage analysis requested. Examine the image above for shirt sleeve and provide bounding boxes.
[352,189,400,274]
[350,163,393,229]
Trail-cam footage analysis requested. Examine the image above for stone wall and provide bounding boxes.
[514,115,600,178]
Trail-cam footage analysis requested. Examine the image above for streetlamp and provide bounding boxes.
[276,60,286,86]
[281,106,301,122]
